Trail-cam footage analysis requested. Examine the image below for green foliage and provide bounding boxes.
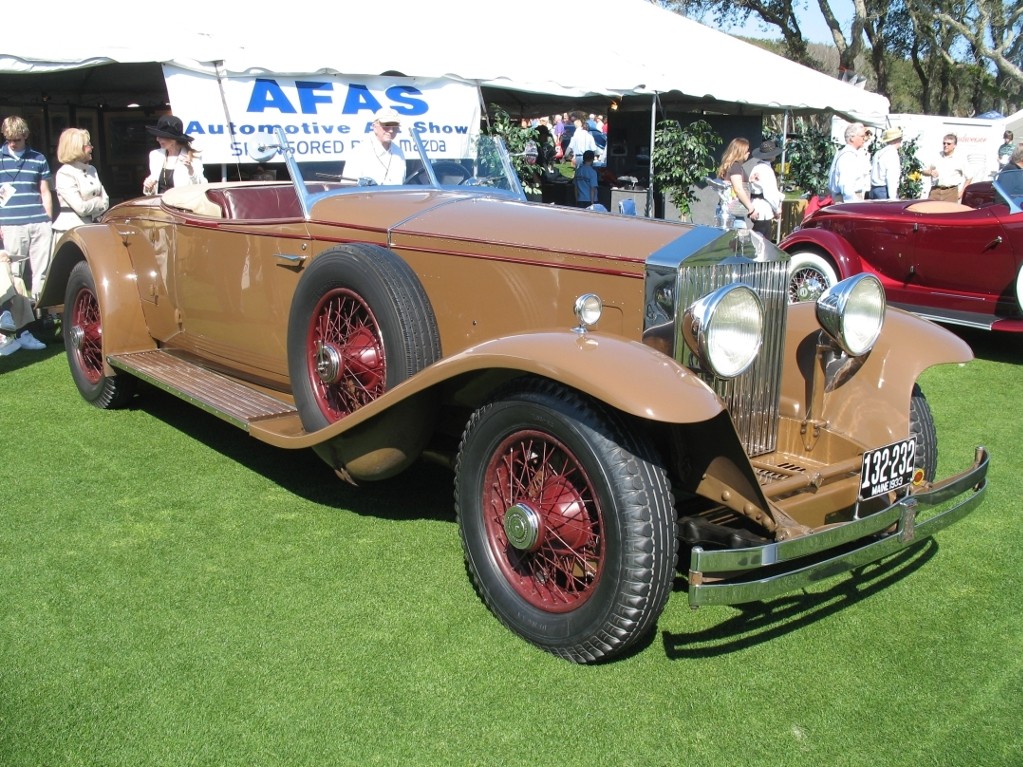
[781,128,925,200]
[483,105,541,195]
[665,0,1021,116]
[785,129,838,197]
[651,119,721,217]
[898,137,926,199]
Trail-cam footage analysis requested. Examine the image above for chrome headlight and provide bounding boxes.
[816,274,885,356]
[683,284,764,379]
[573,293,603,333]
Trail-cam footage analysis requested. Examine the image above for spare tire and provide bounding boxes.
[287,243,441,431]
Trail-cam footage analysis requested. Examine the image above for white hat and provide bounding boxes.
[373,108,401,125]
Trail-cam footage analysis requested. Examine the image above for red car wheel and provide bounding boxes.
[307,287,387,421]
[63,261,136,408]
[455,380,677,663]
[788,251,838,303]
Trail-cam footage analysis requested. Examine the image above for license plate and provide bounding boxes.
[859,438,917,499]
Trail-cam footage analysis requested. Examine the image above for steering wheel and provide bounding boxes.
[404,162,472,186]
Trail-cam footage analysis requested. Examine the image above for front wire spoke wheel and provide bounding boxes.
[487,431,603,611]
[455,381,677,663]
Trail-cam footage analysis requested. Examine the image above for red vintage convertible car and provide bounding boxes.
[781,168,1023,332]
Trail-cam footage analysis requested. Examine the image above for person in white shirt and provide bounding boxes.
[828,122,870,202]
[747,139,784,237]
[567,117,599,167]
[927,134,971,203]
[343,108,407,185]
[142,115,205,195]
[868,127,903,200]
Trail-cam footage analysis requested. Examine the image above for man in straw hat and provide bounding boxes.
[343,108,407,186]
[869,127,903,200]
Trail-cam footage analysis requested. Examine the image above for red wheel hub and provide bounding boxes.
[308,288,386,421]
[483,430,604,612]
[70,287,103,384]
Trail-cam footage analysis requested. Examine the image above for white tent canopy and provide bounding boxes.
[0,0,888,123]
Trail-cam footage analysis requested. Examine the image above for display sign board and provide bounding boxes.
[163,65,481,166]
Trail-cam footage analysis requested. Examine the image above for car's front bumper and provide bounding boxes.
[687,446,990,607]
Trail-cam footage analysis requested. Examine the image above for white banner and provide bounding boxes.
[163,66,481,166]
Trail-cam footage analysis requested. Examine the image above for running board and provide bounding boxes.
[107,350,299,431]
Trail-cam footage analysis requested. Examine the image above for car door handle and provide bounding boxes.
[275,253,307,269]
[984,236,1003,250]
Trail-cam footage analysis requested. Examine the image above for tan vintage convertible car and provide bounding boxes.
[40,129,989,663]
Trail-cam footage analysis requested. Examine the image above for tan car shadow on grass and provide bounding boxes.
[133,381,455,522]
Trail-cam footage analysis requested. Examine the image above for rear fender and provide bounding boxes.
[782,229,865,280]
[41,226,155,372]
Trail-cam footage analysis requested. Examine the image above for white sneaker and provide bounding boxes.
[0,310,14,333]
[16,330,46,351]
[0,334,21,356]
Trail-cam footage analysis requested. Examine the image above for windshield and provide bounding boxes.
[993,166,1023,213]
[256,126,526,217]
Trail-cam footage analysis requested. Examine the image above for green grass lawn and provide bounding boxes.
[1,328,1020,766]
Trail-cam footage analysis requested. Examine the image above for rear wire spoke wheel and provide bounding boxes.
[63,260,135,408]
[455,380,677,664]
[787,251,838,303]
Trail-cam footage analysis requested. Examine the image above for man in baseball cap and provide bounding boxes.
[343,108,407,185]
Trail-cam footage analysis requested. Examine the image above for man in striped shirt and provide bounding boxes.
[0,115,54,300]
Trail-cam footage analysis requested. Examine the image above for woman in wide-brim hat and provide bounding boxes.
[142,114,205,195]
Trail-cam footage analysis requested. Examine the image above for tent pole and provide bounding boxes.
[647,93,657,217]
[213,60,237,182]
[475,82,490,131]
[778,110,789,243]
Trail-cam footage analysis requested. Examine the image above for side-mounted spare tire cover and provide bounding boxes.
[287,243,442,480]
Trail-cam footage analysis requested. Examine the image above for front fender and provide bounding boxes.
[781,301,973,447]
[781,228,865,280]
[40,225,155,370]
[445,332,726,423]
[251,331,726,449]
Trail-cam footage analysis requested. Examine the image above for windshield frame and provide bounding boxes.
[992,166,1023,214]
[258,126,527,218]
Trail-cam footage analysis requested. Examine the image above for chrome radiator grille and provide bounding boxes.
[678,258,788,455]
[644,228,790,457]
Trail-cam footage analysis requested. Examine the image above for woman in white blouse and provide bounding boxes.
[53,128,110,242]
[142,114,205,195]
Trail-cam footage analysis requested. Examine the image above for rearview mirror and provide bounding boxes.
[248,132,281,164]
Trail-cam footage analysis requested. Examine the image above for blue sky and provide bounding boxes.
[717,5,847,45]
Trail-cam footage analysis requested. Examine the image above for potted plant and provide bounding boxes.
[651,119,720,220]
[483,106,542,198]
